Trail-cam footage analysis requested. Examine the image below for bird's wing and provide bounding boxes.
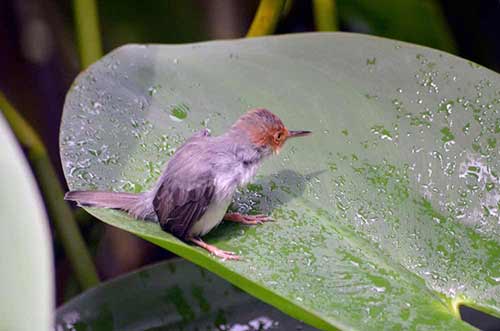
[153,168,215,240]
[152,130,218,240]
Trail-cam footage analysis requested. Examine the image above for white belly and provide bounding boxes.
[188,197,232,237]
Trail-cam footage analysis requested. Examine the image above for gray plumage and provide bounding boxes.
[65,116,272,240]
[151,126,268,239]
[64,190,156,220]
[65,108,310,255]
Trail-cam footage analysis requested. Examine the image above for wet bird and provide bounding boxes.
[65,108,311,259]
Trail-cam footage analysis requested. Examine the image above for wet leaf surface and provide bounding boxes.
[60,33,500,330]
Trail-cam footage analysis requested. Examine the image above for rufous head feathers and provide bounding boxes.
[232,108,311,153]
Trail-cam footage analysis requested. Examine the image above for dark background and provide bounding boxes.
[1,1,499,329]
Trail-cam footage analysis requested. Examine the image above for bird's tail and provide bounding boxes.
[64,190,156,220]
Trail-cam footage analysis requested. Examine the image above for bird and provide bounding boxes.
[65,108,311,260]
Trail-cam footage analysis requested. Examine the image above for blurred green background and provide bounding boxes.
[1,1,499,328]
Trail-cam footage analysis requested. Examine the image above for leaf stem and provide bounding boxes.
[312,0,338,31]
[282,0,294,18]
[0,92,99,289]
[246,0,286,37]
[72,0,103,67]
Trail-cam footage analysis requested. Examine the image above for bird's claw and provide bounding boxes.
[190,237,240,260]
[240,214,274,225]
[224,212,274,225]
[211,248,241,260]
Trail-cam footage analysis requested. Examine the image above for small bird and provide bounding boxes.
[65,108,311,260]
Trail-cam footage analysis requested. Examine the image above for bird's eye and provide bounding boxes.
[276,132,282,140]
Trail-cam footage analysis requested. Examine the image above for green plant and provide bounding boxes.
[0,93,99,290]
[0,114,54,331]
[56,258,319,330]
[2,0,499,330]
[60,33,500,330]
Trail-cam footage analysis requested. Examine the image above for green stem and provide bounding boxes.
[312,0,338,31]
[0,92,99,289]
[282,0,294,18]
[72,0,103,68]
[247,0,286,37]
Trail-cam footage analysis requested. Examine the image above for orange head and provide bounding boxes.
[232,108,311,154]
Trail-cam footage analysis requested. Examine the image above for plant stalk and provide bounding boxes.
[0,92,99,289]
[72,0,103,67]
[247,0,286,37]
[312,0,338,31]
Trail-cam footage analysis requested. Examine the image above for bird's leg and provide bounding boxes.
[223,212,273,225]
[189,237,240,260]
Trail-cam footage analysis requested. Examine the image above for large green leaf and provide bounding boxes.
[60,33,500,330]
[0,114,54,331]
[56,258,319,330]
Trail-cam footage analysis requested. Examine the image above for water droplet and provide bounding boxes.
[148,85,161,96]
[440,127,455,143]
[438,100,454,115]
[392,98,402,106]
[169,104,189,121]
[462,123,471,135]
[371,125,393,141]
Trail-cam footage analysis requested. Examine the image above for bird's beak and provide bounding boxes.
[288,130,312,138]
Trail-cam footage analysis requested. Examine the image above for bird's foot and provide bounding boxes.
[190,237,240,260]
[223,212,273,225]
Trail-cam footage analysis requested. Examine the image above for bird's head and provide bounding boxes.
[232,108,311,154]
